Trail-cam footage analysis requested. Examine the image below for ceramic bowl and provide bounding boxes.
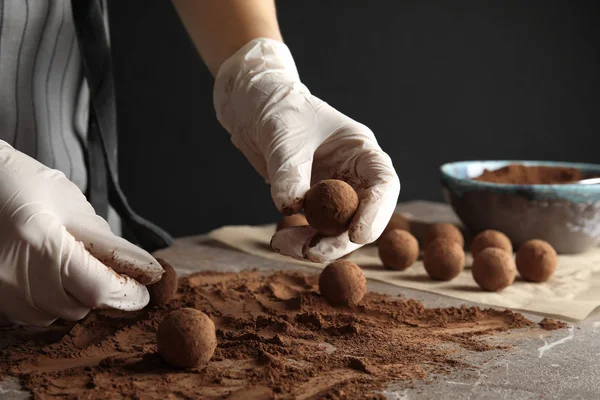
[441,160,600,254]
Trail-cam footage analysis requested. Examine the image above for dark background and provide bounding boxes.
[108,1,599,238]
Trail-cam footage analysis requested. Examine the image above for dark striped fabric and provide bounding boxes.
[0,0,120,232]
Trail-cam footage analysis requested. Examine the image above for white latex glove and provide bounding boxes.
[214,38,400,263]
[0,141,163,326]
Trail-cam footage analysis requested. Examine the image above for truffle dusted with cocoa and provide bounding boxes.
[304,179,359,236]
[472,248,516,292]
[276,214,309,231]
[470,230,513,257]
[148,258,178,306]
[382,213,411,237]
[377,229,419,271]
[424,223,464,248]
[157,308,217,369]
[423,238,465,281]
[319,260,366,306]
[516,239,558,282]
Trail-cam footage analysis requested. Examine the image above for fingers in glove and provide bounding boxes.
[347,149,401,244]
[270,226,316,260]
[270,226,362,264]
[4,208,91,324]
[61,228,151,311]
[270,158,313,215]
[302,231,363,264]
[65,213,163,285]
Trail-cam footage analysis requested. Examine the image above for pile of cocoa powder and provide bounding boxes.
[474,164,586,184]
[0,270,563,399]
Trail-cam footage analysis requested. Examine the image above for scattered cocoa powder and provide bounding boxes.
[474,164,586,185]
[538,318,568,331]
[0,270,547,399]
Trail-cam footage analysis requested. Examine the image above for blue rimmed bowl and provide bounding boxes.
[441,160,600,254]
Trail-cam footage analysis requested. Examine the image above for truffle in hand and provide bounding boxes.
[423,238,465,281]
[378,229,419,270]
[472,247,516,292]
[516,239,558,282]
[304,179,359,236]
[319,260,366,306]
[470,230,513,257]
[276,214,309,231]
[424,223,464,248]
[157,308,217,369]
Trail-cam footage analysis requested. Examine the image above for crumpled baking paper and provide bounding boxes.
[209,202,600,321]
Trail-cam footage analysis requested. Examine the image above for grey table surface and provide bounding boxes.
[1,201,599,399]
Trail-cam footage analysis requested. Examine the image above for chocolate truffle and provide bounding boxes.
[148,258,178,306]
[157,308,217,369]
[472,247,516,292]
[470,230,513,258]
[377,229,419,271]
[319,260,366,306]
[382,213,411,236]
[424,223,464,248]
[516,239,558,282]
[423,238,465,281]
[304,179,359,236]
[276,213,309,231]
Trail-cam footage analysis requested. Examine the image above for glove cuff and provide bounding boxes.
[213,38,301,133]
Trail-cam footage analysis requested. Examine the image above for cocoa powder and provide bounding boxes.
[0,270,553,399]
[474,164,585,184]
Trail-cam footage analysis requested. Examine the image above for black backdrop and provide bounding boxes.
[108,1,599,238]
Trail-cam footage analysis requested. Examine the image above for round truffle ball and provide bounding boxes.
[319,260,366,306]
[472,248,516,292]
[423,238,465,281]
[377,229,419,271]
[470,230,513,258]
[382,213,411,237]
[304,179,359,236]
[276,214,309,231]
[157,308,217,369]
[148,258,178,306]
[424,223,464,248]
[516,239,558,282]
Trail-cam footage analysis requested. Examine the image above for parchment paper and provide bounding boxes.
[209,208,600,321]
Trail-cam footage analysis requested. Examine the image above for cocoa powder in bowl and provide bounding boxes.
[470,230,513,258]
[378,229,419,270]
[148,258,178,306]
[157,308,217,368]
[472,248,516,292]
[516,239,558,282]
[276,214,309,231]
[318,260,366,306]
[304,179,359,236]
[424,238,465,281]
[474,164,585,185]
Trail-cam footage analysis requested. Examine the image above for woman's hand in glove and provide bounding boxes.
[0,141,163,326]
[214,38,400,263]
